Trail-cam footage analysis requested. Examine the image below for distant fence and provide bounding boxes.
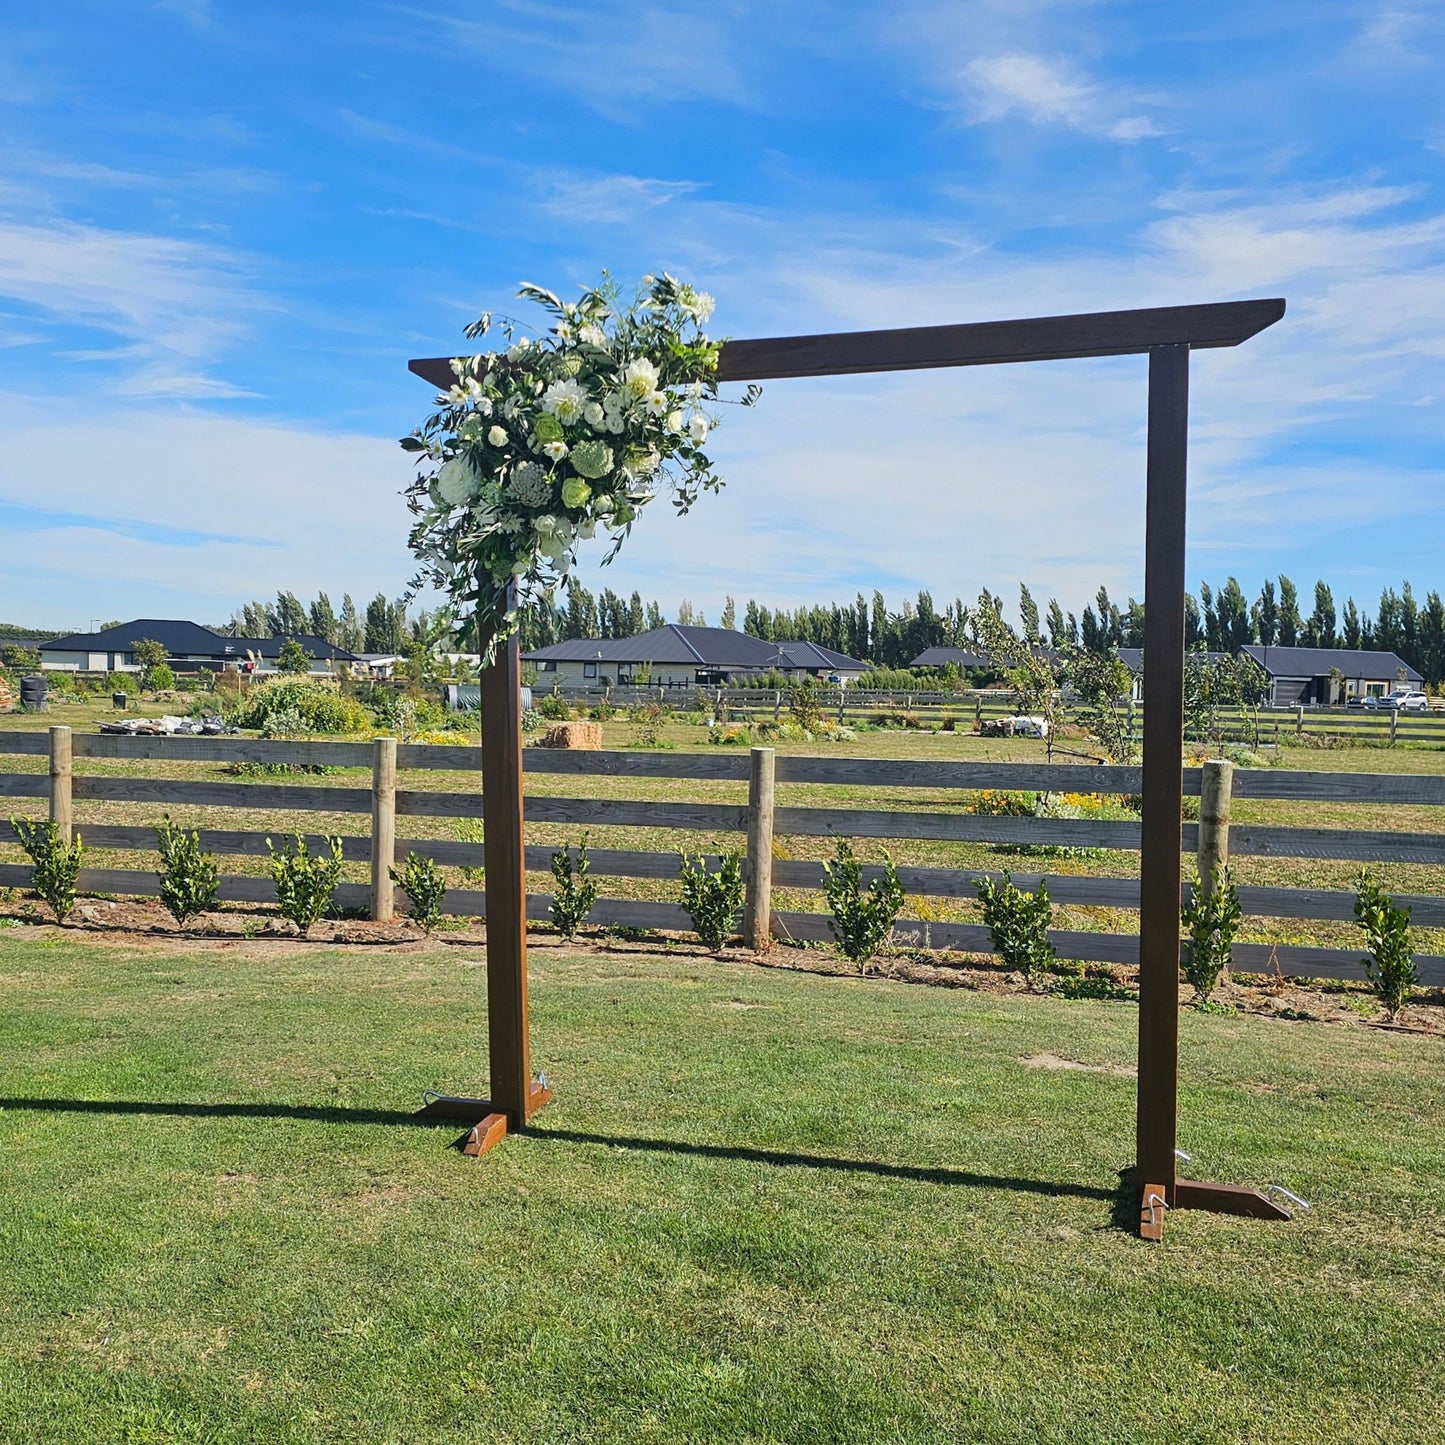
[1,728,1443,985]
[525,684,1445,744]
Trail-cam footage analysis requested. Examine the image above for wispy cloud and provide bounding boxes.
[539,172,704,227]
[0,218,261,398]
[961,53,1163,141]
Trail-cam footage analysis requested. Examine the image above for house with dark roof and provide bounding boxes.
[524,625,866,687]
[40,620,358,676]
[1239,645,1422,705]
[909,646,992,671]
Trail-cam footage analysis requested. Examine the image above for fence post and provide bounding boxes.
[371,735,397,921]
[1197,758,1233,895]
[975,695,983,727]
[744,746,776,951]
[48,725,72,845]
[1389,708,1398,745]
[773,689,782,722]
[1295,704,1304,735]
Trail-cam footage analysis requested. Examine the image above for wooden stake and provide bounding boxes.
[744,746,776,951]
[48,726,72,845]
[371,736,397,922]
[1197,759,1233,895]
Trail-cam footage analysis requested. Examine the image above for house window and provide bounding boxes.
[540,660,557,672]
[583,662,598,679]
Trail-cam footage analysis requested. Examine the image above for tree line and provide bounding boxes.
[223,571,1445,687]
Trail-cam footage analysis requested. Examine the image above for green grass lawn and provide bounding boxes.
[2,928,1444,1443]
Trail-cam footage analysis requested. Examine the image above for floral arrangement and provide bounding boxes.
[401,273,756,663]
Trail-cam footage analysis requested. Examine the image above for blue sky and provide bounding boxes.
[1,0,1442,630]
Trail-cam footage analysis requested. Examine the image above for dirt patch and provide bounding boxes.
[1024,1052,1136,1077]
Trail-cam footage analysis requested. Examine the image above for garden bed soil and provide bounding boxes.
[1,893,1439,1036]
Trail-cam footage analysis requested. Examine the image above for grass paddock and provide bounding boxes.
[2,927,1444,1443]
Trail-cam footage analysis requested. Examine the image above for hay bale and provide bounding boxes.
[539,721,602,750]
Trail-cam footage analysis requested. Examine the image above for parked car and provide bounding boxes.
[1385,690,1430,712]
[1348,695,1382,708]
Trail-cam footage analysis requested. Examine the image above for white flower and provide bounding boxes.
[474,395,494,417]
[602,389,626,416]
[692,291,715,321]
[436,457,479,506]
[578,324,608,348]
[607,415,625,434]
[534,514,559,537]
[541,378,589,425]
[502,395,522,419]
[643,390,668,415]
[584,401,605,428]
[666,409,684,432]
[592,492,615,516]
[541,440,569,461]
[506,339,532,361]
[621,357,659,400]
[687,415,708,444]
[488,425,508,447]
[578,519,597,540]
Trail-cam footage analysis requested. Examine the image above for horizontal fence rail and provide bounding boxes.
[1,730,1442,987]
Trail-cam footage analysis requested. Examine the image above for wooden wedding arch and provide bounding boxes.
[410,297,1287,1238]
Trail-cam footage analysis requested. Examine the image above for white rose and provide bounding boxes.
[688,415,708,444]
[666,409,684,432]
[488,425,508,447]
[607,416,625,434]
[435,457,478,506]
[584,401,605,428]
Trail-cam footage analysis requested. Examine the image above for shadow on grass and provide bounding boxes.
[521,1124,1117,1201]
[0,1096,1122,1208]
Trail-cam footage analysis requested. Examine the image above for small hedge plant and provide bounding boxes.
[10,817,83,923]
[679,847,744,952]
[550,835,598,939]
[390,851,447,932]
[266,832,344,933]
[976,871,1054,989]
[155,816,219,925]
[821,840,905,971]
[1180,864,1241,1007]
[1354,869,1417,1020]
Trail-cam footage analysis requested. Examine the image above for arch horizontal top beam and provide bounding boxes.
[408,298,1284,391]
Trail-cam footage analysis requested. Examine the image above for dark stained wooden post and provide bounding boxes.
[1136,343,1189,1214]
[480,586,532,1130]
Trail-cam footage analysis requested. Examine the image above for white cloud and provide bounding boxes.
[0,404,415,627]
[0,218,261,398]
[961,53,1163,141]
[539,173,704,227]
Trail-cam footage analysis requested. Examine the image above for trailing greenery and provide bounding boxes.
[820,840,906,970]
[389,851,447,932]
[154,816,219,926]
[8,817,83,923]
[1180,864,1242,1005]
[976,871,1055,989]
[1354,869,1417,1020]
[265,833,345,933]
[549,835,598,940]
[678,847,745,952]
